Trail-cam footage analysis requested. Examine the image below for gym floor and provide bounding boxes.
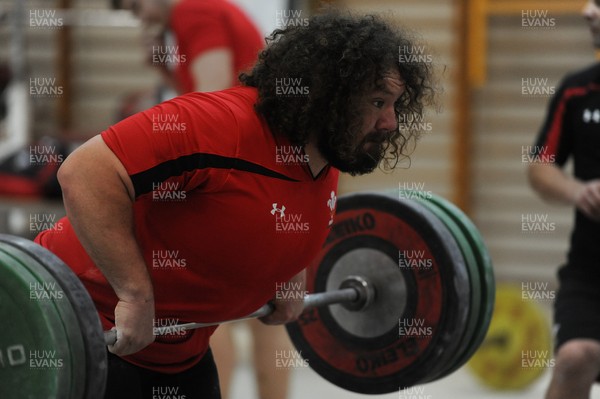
[222,311,600,399]
[228,352,600,399]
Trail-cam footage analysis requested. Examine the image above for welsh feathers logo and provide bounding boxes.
[327,191,337,226]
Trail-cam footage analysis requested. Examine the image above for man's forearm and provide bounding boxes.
[63,186,153,301]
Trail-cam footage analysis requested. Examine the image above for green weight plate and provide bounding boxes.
[0,234,107,399]
[425,194,495,377]
[0,248,72,399]
[408,192,481,383]
[0,241,86,399]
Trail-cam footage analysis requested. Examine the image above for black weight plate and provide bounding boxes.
[286,193,470,394]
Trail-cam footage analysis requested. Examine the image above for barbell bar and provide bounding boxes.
[104,275,373,346]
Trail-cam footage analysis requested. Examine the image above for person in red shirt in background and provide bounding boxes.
[114,1,294,398]
[128,0,263,94]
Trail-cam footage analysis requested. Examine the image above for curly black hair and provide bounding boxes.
[240,10,436,171]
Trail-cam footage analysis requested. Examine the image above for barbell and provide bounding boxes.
[0,192,495,398]
[104,276,373,346]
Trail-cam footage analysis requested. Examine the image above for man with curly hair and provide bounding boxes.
[35,10,433,399]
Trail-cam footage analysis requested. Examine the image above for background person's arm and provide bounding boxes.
[190,48,234,92]
[57,135,155,356]
[528,162,600,221]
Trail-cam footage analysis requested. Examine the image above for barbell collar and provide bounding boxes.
[338,275,375,311]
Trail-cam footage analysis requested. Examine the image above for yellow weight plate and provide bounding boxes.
[467,284,553,390]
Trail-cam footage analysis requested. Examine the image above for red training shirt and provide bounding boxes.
[36,86,339,373]
[170,0,264,93]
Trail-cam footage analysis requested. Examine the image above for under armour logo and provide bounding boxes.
[271,203,286,218]
[583,108,600,123]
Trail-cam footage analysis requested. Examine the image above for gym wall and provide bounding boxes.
[0,0,596,285]
[336,0,595,285]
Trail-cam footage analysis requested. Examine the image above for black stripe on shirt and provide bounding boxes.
[131,153,299,197]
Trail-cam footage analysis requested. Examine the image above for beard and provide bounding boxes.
[318,129,391,176]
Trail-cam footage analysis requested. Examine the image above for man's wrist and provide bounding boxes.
[115,282,154,303]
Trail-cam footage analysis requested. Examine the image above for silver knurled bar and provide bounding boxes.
[104,288,359,346]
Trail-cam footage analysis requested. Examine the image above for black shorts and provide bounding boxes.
[104,348,221,399]
[554,266,600,350]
